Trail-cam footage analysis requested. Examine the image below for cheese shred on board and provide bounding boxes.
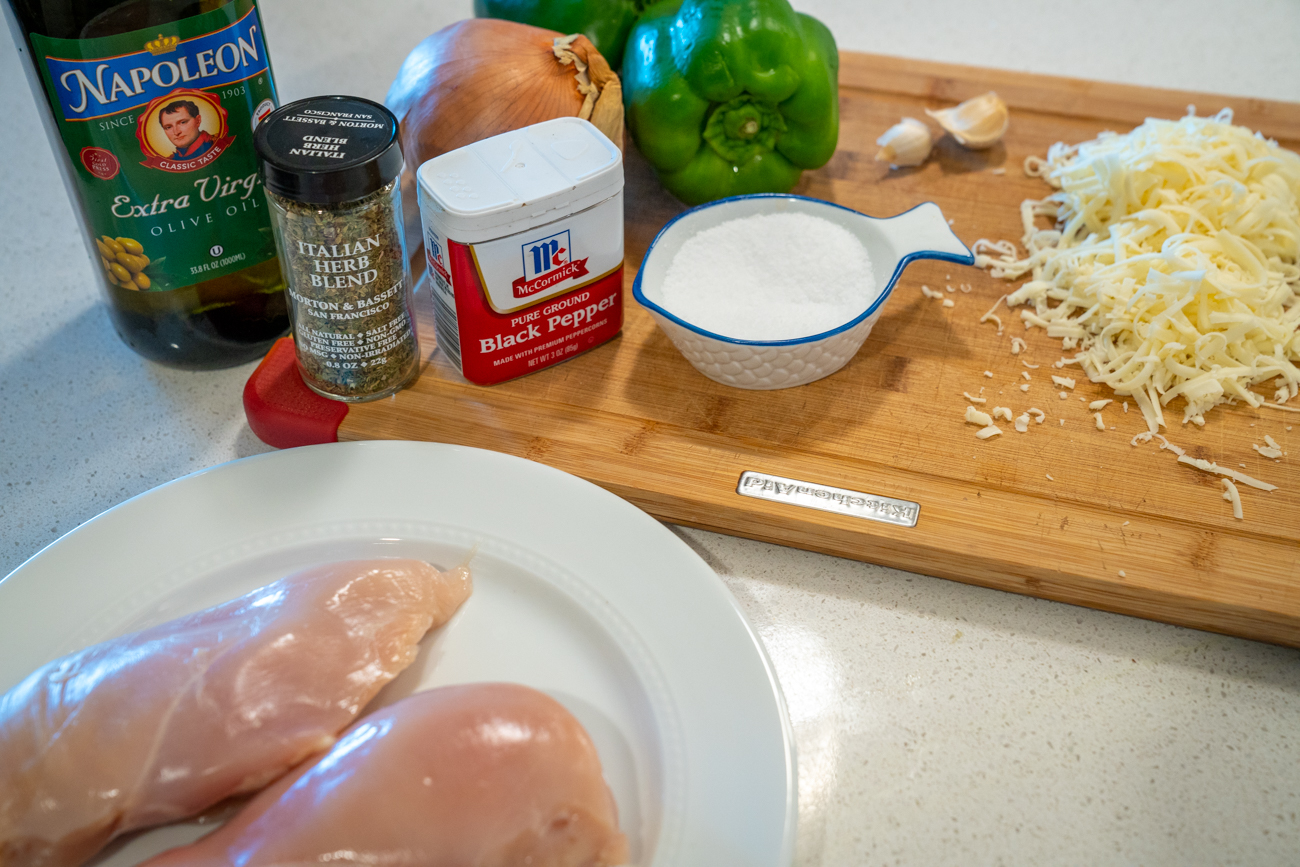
[1176,454,1277,491]
[1222,478,1244,520]
[974,109,1300,432]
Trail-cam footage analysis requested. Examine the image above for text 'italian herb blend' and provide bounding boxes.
[255,95,418,401]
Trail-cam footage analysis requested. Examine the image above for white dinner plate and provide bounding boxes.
[0,441,795,867]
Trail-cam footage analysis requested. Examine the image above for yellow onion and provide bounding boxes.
[386,19,623,271]
[387,18,623,167]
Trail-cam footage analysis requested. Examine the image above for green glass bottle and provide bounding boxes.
[4,0,289,369]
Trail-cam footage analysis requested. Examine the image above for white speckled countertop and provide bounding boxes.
[3,1,1299,863]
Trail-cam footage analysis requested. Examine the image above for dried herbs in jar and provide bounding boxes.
[255,95,418,401]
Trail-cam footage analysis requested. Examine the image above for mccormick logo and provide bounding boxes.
[41,5,270,122]
[426,233,451,284]
[512,229,589,298]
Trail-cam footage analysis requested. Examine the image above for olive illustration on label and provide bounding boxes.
[95,235,152,291]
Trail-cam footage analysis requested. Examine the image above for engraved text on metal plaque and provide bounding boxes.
[736,471,920,528]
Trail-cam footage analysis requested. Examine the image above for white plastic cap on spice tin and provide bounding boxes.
[416,117,622,243]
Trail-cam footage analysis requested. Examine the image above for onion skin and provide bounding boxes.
[388,18,617,171]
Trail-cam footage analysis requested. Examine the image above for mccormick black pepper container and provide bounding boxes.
[3,0,290,369]
[415,117,624,386]
[255,95,419,402]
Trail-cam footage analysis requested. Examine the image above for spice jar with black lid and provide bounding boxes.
[255,95,419,402]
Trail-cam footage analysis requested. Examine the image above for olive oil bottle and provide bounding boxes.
[4,0,289,368]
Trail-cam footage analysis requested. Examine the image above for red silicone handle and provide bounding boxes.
[243,337,348,448]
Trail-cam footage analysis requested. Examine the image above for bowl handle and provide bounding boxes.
[879,202,975,266]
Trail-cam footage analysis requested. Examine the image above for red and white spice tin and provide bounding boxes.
[415,117,624,385]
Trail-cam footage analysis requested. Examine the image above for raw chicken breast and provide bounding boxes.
[143,683,630,867]
[0,558,472,867]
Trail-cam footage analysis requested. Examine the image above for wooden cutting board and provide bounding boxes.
[341,53,1300,648]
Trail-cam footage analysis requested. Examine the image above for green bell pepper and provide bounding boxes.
[473,0,643,68]
[622,0,839,205]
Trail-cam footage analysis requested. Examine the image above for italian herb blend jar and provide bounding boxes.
[4,0,289,369]
[255,95,419,402]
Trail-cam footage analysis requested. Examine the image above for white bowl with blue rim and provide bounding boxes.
[633,195,975,390]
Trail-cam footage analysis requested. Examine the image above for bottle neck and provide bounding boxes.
[10,0,234,40]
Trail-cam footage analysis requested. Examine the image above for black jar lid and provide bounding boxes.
[254,95,402,205]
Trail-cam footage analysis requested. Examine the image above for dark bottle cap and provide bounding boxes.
[254,95,402,205]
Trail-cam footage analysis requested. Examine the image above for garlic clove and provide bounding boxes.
[925,91,1010,149]
[875,117,932,167]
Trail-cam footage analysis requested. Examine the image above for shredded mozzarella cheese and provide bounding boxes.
[1221,479,1244,519]
[980,295,1007,334]
[974,109,1300,432]
[1177,455,1277,490]
[1130,431,1187,454]
[1253,438,1283,458]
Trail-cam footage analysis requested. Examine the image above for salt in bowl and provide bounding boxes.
[633,194,974,389]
